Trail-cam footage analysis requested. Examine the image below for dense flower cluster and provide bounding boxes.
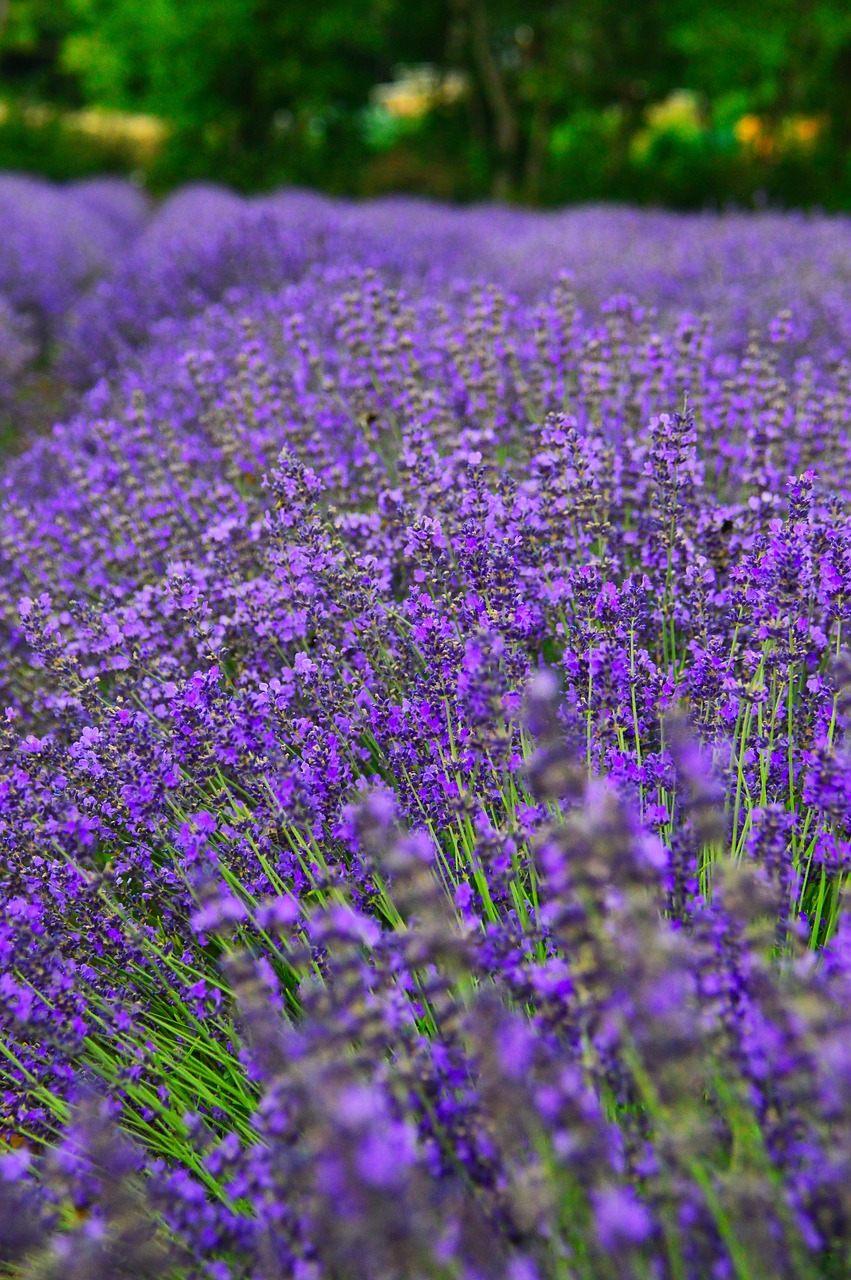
[2,180,851,1278]
[60,188,851,388]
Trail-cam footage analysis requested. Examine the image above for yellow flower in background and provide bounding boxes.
[371,66,468,123]
[734,115,762,146]
[645,90,703,136]
[630,90,705,161]
[0,98,168,164]
[789,116,825,146]
[735,113,826,158]
[66,108,168,162]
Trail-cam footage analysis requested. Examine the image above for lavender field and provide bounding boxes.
[3,174,851,1279]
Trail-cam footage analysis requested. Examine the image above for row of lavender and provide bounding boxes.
[6,173,851,412]
[0,175,149,409]
[2,185,851,1277]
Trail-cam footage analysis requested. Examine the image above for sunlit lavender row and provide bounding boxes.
[2,177,851,1279]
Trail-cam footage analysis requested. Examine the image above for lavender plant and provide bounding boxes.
[0,175,149,436]
[2,182,851,1278]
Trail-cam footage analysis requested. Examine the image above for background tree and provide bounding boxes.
[0,0,850,205]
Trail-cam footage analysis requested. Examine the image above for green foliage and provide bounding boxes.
[1,0,79,102]
[0,98,130,178]
[56,0,427,144]
[1,0,851,205]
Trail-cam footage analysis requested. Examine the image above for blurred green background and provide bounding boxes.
[1,0,850,208]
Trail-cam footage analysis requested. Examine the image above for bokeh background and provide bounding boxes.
[1,0,850,208]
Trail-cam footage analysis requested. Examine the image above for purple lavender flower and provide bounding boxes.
[1,181,851,1279]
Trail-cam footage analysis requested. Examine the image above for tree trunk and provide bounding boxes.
[464,0,520,198]
[523,101,551,204]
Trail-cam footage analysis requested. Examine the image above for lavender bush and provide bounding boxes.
[0,175,149,431]
[2,183,851,1278]
[60,192,851,389]
[0,174,148,347]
